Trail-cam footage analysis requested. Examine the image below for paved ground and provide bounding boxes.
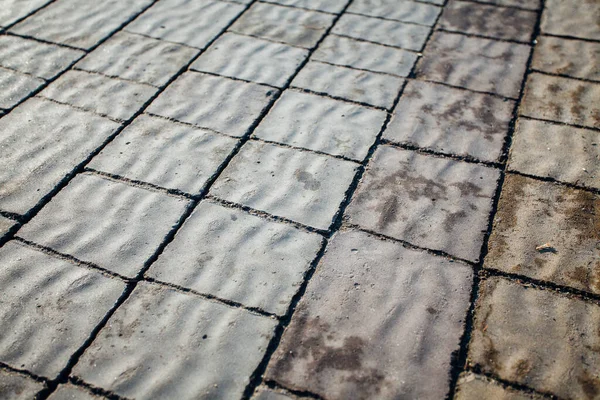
[0,0,599,399]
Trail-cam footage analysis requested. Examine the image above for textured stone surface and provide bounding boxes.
[267,229,473,400]
[261,0,347,13]
[0,216,16,239]
[48,384,103,400]
[532,36,600,82]
[455,373,544,400]
[252,386,296,400]
[0,0,50,27]
[348,0,440,25]
[475,0,540,9]
[541,0,600,40]
[0,68,44,109]
[0,369,45,400]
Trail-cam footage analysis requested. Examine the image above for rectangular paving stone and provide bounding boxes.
[469,277,600,400]
[0,97,120,215]
[348,0,440,25]
[347,146,499,261]
[532,36,600,82]
[292,61,404,109]
[48,384,102,400]
[475,0,540,9]
[417,32,530,99]
[252,386,295,400]
[0,0,51,27]
[0,67,44,109]
[385,80,514,162]
[485,174,600,295]
[0,369,45,399]
[266,229,473,400]
[0,241,125,378]
[261,0,347,13]
[254,90,387,161]
[541,0,600,40]
[455,373,544,400]
[148,201,322,315]
[74,283,277,399]
[211,141,358,230]
[520,72,600,129]
[509,118,600,189]
[19,173,190,277]
[148,72,277,137]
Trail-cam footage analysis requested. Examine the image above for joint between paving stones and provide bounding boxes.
[457,0,541,12]
[541,31,600,44]
[520,114,600,133]
[435,27,534,45]
[66,376,130,400]
[264,378,326,399]
[466,365,561,399]
[506,170,600,196]
[0,361,49,386]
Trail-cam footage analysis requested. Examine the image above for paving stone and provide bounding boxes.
[439,1,537,42]
[0,369,45,400]
[333,13,430,51]
[416,32,530,98]
[509,118,600,189]
[125,0,244,49]
[0,97,120,215]
[148,72,277,137]
[292,61,404,109]
[541,0,600,40]
[253,386,296,400]
[455,373,544,400]
[313,35,418,77]
[485,174,600,294]
[148,201,322,315]
[48,384,103,400]
[419,0,444,4]
[229,3,334,48]
[211,141,358,230]
[532,36,600,82]
[0,0,51,27]
[254,90,387,160]
[74,283,277,399]
[469,277,600,400]
[520,73,600,129]
[0,216,16,239]
[260,0,347,13]
[10,0,153,50]
[266,229,473,399]
[76,31,197,87]
[191,33,308,87]
[347,146,499,261]
[348,0,440,25]
[0,68,44,109]
[89,114,238,194]
[385,80,514,162]
[475,0,540,9]
[0,241,125,378]
[19,173,190,277]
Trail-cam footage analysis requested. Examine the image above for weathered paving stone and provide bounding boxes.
[0,97,120,215]
[266,229,473,399]
[541,0,600,41]
[76,31,197,87]
[74,283,277,399]
[455,373,544,400]
[348,0,440,26]
[126,0,244,49]
[0,241,125,378]
[313,35,418,77]
[532,36,600,82]
[19,173,190,277]
[520,73,600,129]
[148,72,277,136]
[292,61,404,109]
[485,174,600,294]
[509,118,600,189]
[89,114,238,194]
[385,80,514,163]
[261,0,347,13]
[0,68,44,109]
[347,146,499,261]
[0,216,16,239]
[0,0,51,27]
[0,369,45,400]
[253,386,296,400]
[254,90,387,160]
[475,0,540,10]
[48,384,102,400]
[148,201,322,315]
[211,141,358,230]
[469,277,600,400]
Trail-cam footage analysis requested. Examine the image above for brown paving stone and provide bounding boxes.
[532,36,600,82]
[455,373,544,400]
[474,0,540,10]
[541,0,600,41]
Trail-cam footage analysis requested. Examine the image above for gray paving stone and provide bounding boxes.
[292,61,404,109]
[254,90,387,160]
[0,215,16,237]
[19,173,190,277]
[230,3,334,48]
[211,141,358,230]
[385,80,514,162]
[439,0,537,42]
[520,73,600,129]
[532,36,600,82]
[10,0,153,50]
[313,35,418,77]
[148,201,322,315]
[475,0,540,9]
[191,33,308,87]
[0,241,125,378]
[469,277,600,400]
[74,283,277,399]
[253,386,296,400]
[455,373,544,400]
[0,97,120,215]
[348,0,440,25]
[266,229,473,399]
[125,0,244,49]
[0,68,44,109]
[419,0,444,4]
[417,32,530,99]
[89,114,238,194]
[261,0,347,13]
[0,369,45,400]
[48,384,103,400]
[333,13,430,51]
[0,0,51,27]
[148,72,277,137]
[541,0,600,40]
[347,146,499,261]
[509,118,600,189]
[485,174,600,295]
[76,31,197,87]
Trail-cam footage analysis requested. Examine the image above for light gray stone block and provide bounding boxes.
[0,68,44,109]
[0,369,45,400]
[48,384,103,400]
[261,0,347,13]
[0,216,16,239]
[0,0,51,27]
[348,0,440,25]
[532,36,600,82]
[455,373,544,400]
[541,0,600,40]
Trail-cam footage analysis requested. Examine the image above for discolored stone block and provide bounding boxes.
[455,373,544,400]
[532,36,600,82]
[541,0,600,40]
[475,0,540,9]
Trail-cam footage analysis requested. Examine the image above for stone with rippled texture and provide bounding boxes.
[19,174,190,277]
[48,384,103,400]
[455,373,544,400]
[541,0,600,41]
[0,0,51,27]
[0,369,45,399]
[0,241,125,378]
[74,283,277,400]
[348,0,440,25]
[469,277,600,400]
[0,68,44,109]
[252,386,296,400]
[0,97,120,215]
[261,0,347,13]
[475,0,540,9]
[532,36,600,82]
[267,229,473,400]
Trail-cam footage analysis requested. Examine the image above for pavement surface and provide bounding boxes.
[0,0,599,399]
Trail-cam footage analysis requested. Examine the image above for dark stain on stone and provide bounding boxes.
[570,85,587,122]
[568,264,600,293]
[377,196,398,230]
[533,258,547,269]
[547,83,562,94]
[513,358,532,380]
[565,188,600,243]
[578,368,600,399]
[294,170,320,191]
[426,306,439,315]
[443,210,467,232]
[451,181,486,198]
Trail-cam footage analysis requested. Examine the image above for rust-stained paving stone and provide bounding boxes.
[455,373,545,400]
[485,174,600,294]
[541,0,600,41]
[469,277,600,400]
[532,36,600,82]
